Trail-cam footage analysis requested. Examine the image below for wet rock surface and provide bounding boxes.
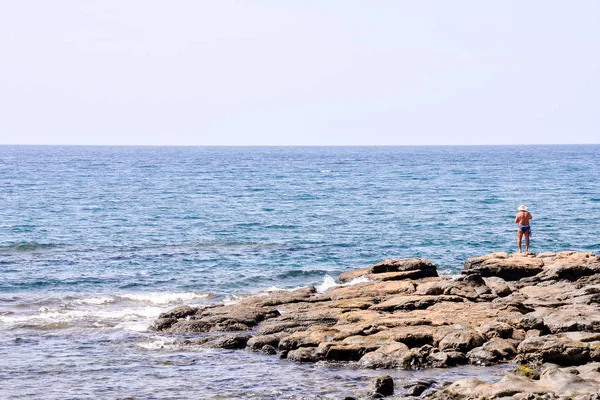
[153,252,600,399]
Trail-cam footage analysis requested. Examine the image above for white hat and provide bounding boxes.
[518,205,528,211]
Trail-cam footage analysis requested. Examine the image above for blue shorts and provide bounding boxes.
[518,225,530,233]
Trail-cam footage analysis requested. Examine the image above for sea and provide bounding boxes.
[1,145,598,399]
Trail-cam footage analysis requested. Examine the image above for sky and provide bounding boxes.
[0,1,598,146]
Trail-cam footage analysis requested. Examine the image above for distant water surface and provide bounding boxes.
[0,145,598,398]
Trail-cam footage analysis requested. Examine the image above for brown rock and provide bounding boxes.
[278,326,342,351]
[246,334,283,351]
[478,321,514,340]
[516,333,591,366]
[358,341,410,369]
[463,253,544,281]
[368,375,394,397]
[206,334,252,349]
[438,328,485,353]
[370,295,464,312]
[286,347,322,362]
[466,337,517,365]
[338,258,437,283]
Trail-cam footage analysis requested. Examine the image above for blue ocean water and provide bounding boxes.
[0,145,599,399]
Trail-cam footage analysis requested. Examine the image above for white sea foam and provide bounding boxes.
[223,295,242,306]
[135,338,177,350]
[315,275,337,293]
[1,305,165,329]
[74,296,116,305]
[262,285,306,293]
[119,292,209,305]
[347,276,370,285]
[315,274,370,293]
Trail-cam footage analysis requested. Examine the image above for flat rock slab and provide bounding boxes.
[463,253,544,281]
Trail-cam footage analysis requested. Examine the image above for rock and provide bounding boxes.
[467,337,517,365]
[368,376,394,397]
[246,334,282,351]
[339,258,438,283]
[260,345,277,355]
[278,326,345,351]
[538,257,600,282]
[152,305,198,330]
[404,379,435,397]
[513,364,541,380]
[207,334,252,349]
[286,347,322,362]
[158,305,280,333]
[533,306,600,333]
[478,321,514,339]
[463,253,544,281]
[149,250,600,398]
[440,274,495,301]
[438,328,485,353]
[370,295,463,312]
[358,342,410,369]
[328,280,417,300]
[402,345,434,370]
[427,350,449,368]
[320,341,378,362]
[483,276,513,297]
[517,333,591,366]
[538,365,600,395]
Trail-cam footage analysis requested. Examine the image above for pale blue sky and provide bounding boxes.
[0,1,598,145]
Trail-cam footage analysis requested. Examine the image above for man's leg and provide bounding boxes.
[524,231,530,252]
[517,230,523,253]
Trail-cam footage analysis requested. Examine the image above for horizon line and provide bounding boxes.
[1,143,599,147]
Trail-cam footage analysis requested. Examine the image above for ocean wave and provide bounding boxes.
[0,242,60,252]
[119,292,210,305]
[316,274,370,294]
[0,240,288,255]
[276,269,330,279]
[0,305,165,330]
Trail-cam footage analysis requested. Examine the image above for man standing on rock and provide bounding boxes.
[515,205,533,253]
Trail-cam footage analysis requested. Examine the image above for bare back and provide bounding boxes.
[515,211,533,225]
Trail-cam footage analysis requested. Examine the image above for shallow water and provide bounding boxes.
[1,145,599,398]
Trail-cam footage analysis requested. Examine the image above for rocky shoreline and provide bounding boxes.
[152,251,600,399]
